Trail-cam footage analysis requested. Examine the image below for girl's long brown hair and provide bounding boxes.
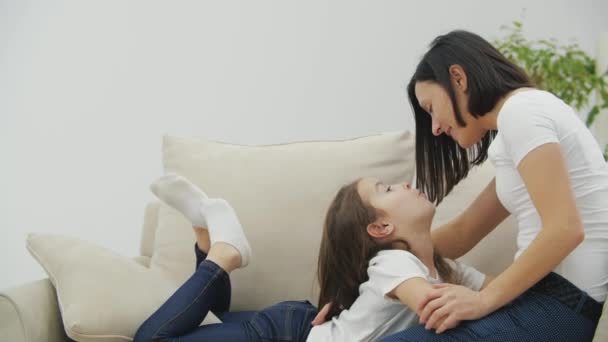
[317,180,456,320]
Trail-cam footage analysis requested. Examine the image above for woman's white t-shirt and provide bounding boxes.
[488,89,608,302]
[306,250,485,342]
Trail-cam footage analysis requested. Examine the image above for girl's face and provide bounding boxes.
[357,177,435,235]
[414,80,487,149]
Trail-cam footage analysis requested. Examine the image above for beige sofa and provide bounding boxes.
[1,133,607,341]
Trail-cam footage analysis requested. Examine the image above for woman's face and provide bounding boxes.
[357,177,435,232]
[414,80,487,148]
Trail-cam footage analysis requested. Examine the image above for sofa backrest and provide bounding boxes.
[139,133,518,310]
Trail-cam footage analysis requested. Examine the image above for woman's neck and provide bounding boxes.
[481,87,536,130]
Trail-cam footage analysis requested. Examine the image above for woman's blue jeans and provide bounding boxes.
[133,243,318,341]
[380,272,604,342]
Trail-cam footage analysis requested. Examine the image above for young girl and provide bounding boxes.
[133,173,488,341]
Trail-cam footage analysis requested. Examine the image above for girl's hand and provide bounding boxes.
[311,302,332,326]
[417,284,490,334]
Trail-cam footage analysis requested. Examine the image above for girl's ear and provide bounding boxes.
[366,221,394,239]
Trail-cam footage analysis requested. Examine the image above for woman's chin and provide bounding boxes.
[455,137,475,149]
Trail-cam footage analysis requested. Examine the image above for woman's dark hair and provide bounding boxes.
[408,30,533,204]
[317,180,456,320]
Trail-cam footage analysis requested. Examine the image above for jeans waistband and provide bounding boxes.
[529,272,603,325]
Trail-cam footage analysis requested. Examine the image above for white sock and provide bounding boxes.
[202,198,252,268]
[150,174,209,228]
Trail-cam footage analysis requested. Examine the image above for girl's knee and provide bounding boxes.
[132,324,168,342]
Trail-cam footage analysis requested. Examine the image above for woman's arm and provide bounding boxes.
[420,143,584,333]
[480,275,495,290]
[477,143,583,313]
[432,178,510,259]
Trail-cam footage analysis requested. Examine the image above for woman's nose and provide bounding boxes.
[402,183,411,190]
[431,117,443,136]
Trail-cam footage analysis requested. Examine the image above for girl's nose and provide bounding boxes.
[402,183,411,190]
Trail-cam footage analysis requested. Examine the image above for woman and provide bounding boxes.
[381,30,607,340]
[133,173,488,341]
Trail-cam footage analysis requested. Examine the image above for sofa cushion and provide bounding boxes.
[26,233,220,342]
[152,131,416,310]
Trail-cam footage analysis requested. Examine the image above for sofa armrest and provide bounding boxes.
[0,278,71,342]
[593,301,608,342]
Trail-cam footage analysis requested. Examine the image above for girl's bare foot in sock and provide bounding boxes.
[201,198,252,268]
[150,174,252,267]
[193,226,210,253]
[206,242,242,273]
[150,174,210,228]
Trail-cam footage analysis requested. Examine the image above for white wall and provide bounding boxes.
[1,0,607,290]
[593,32,608,152]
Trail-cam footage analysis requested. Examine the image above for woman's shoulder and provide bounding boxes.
[500,88,568,115]
[505,88,557,104]
[498,88,573,130]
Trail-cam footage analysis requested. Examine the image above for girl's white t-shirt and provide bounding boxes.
[488,89,608,302]
[306,250,485,342]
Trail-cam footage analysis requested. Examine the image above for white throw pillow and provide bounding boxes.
[152,131,416,310]
[26,233,220,342]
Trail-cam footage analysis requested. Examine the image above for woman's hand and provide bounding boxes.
[311,302,332,326]
[417,284,491,334]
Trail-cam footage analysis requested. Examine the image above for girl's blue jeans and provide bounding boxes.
[133,243,317,341]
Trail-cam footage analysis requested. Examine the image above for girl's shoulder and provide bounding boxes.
[363,250,436,297]
[371,249,417,260]
[369,249,428,273]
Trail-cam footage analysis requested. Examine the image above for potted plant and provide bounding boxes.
[493,22,608,159]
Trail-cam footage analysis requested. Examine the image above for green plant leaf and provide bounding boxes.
[586,106,600,126]
[495,21,608,128]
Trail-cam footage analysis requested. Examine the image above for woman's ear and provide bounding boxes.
[367,221,394,239]
[449,64,468,92]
